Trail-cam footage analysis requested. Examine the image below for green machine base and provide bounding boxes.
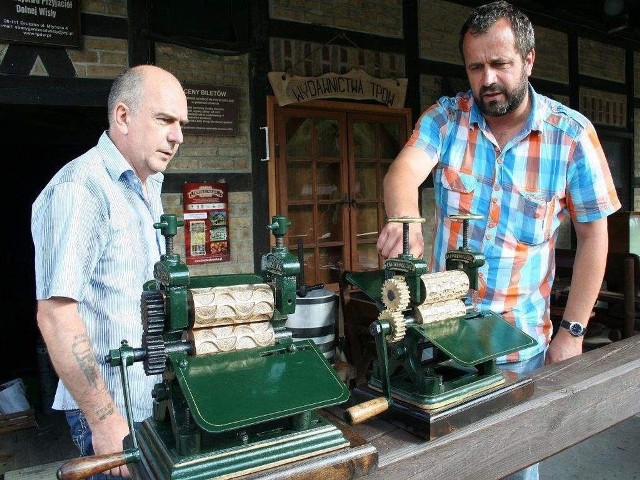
[351,311,537,440]
[368,363,507,412]
[351,369,533,441]
[369,311,536,412]
[132,415,350,479]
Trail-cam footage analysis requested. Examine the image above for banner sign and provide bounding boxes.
[268,68,407,108]
[183,182,230,265]
[183,84,239,136]
[0,0,80,48]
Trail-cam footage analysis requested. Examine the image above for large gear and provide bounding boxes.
[381,276,411,311]
[141,290,167,375]
[378,309,407,343]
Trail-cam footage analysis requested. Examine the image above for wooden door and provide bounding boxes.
[268,98,411,290]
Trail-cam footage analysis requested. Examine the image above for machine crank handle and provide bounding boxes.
[344,397,390,424]
[344,318,394,425]
[57,448,138,480]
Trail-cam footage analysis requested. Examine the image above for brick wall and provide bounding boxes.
[270,0,403,38]
[270,38,405,78]
[534,27,569,84]
[579,38,625,83]
[155,43,254,276]
[418,0,469,65]
[81,0,126,16]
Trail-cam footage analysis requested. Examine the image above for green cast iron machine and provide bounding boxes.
[57,214,352,480]
[342,215,537,439]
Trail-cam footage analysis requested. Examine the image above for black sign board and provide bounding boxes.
[183,84,239,136]
[0,0,80,48]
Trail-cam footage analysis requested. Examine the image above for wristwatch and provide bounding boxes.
[560,319,587,337]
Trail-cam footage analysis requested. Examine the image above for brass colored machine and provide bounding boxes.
[342,215,537,439]
[58,214,358,480]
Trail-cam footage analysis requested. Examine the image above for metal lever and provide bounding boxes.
[260,126,270,162]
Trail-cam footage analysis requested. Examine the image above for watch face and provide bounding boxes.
[570,323,584,336]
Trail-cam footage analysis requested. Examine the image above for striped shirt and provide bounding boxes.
[407,85,621,362]
[32,132,164,421]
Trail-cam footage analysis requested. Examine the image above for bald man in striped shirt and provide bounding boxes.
[32,65,188,478]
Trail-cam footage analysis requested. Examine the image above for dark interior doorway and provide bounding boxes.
[2,104,106,405]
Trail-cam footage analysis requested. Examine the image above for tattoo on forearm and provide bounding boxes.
[71,335,99,387]
[95,404,114,421]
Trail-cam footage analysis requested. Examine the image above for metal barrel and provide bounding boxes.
[285,289,337,364]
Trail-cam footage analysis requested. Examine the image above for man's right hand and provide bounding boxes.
[377,222,424,259]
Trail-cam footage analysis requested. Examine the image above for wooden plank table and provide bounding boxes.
[324,333,640,479]
[6,335,640,479]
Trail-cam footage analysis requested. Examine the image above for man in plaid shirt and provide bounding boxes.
[377,3,620,477]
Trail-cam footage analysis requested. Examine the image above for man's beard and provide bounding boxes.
[475,74,528,117]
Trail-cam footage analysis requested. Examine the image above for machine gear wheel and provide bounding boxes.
[378,309,407,343]
[141,290,167,375]
[381,276,410,312]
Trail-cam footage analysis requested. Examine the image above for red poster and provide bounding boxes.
[183,182,230,264]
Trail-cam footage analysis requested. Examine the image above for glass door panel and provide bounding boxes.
[317,118,340,157]
[357,244,380,271]
[380,122,401,158]
[317,246,344,284]
[317,203,343,243]
[353,122,376,158]
[354,162,377,201]
[285,118,312,157]
[287,205,315,245]
[276,108,348,288]
[287,161,313,201]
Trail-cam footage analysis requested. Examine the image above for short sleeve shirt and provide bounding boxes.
[31,132,164,420]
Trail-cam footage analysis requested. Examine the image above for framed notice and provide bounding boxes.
[183,182,230,265]
[0,0,80,48]
[183,84,239,136]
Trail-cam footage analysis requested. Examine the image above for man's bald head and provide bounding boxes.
[107,65,183,127]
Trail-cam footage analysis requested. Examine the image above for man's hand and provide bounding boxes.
[545,329,583,365]
[377,222,424,259]
[91,413,132,477]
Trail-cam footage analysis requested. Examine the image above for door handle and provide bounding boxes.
[260,126,270,162]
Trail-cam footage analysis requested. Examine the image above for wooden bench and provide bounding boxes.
[553,248,640,340]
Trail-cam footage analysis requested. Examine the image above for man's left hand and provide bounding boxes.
[545,329,584,365]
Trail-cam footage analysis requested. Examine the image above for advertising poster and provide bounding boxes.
[183,182,230,265]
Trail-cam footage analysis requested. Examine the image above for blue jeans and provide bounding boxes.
[498,351,546,480]
[65,409,128,480]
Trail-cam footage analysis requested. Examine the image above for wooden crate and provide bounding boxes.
[0,409,37,434]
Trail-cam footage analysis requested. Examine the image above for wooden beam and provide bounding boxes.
[0,76,111,106]
[336,335,640,479]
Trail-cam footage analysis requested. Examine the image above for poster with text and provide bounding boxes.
[183,182,230,265]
